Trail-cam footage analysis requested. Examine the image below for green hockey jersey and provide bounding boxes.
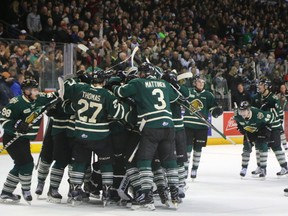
[252,92,283,130]
[184,88,218,129]
[0,92,58,140]
[233,107,275,133]
[64,82,128,140]
[113,77,180,128]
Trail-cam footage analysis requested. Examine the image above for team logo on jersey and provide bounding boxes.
[257,112,264,119]
[244,126,257,133]
[81,133,88,138]
[162,122,169,126]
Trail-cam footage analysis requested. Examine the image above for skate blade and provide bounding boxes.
[90,194,100,199]
[47,196,62,204]
[24,200,32,205]
[171,201,178,210]
[284,192,288,197]
[0,198,21,204]
[102,200,110,207]
[71,200,82,206]
[163,201,170,208]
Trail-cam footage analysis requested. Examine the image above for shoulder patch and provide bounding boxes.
[10,97,18,104]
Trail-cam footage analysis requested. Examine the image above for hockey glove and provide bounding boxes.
[14,120,30,134]
[105,77,121,91]
[210,106,223,118]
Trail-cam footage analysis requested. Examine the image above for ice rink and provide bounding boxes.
[0,144,287,216]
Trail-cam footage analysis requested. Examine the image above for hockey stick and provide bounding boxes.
[77,44,89,53]
[128,118,146,162]
[172,85,236,145]
[0,123,3,138]
[105,46,139,72]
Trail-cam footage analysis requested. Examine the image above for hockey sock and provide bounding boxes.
[37,159,51,184]
[2,166,20,194]
[50,162,65,189]
[100,164,113,186]
[19,162,34,191]
[241,151,250,168]
[138,160,153,192]
[273,150,287,168]
[177,163,186,187]
[192,151,202,170]
[259,151,268,169]
[153,167,167,188]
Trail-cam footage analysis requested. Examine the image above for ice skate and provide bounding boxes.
[47,187,62,204]
[22,190,32,205]
[0,192,21,204]
[251,167,261,177]
[259,168,266,180]
[35,182,44,198]
[158,186,170,207]
[69,185,83,206]
[170,185,179,210]
[284,188,288,197]
[178,185,186,199]
[240,168,247,178]
[276,167,288,177]
[102,185,111,207]
[131,190,155,211]
[190,169,197,180]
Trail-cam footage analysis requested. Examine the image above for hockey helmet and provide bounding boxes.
[161,69,178,85]
[21,79,39,90]
[239,101,251,110]
[258,77,272,90]
[76,69,90,84]
[138,62,155,78]
[91,70,106,84]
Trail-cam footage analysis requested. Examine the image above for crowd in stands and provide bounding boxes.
[0,0,288,110]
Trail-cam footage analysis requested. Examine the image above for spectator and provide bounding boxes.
[27,5,42,38]
[231,83,252,109]
[10,73,24,97]
[0,72,14,110]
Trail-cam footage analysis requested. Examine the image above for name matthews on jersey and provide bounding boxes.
[145,81,166,88]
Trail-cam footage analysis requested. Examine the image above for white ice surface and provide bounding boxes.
[0,144,288,216]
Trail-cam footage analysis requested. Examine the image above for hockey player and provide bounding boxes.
[35,70,91,202]
[251,78,288,176]
[0,79,59,204]
[183,75,223,180]
[112,62,181,209]
[234,101,275,179]
[161,69,189,200]
[276,83,288,151]
[63,70,129,206]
